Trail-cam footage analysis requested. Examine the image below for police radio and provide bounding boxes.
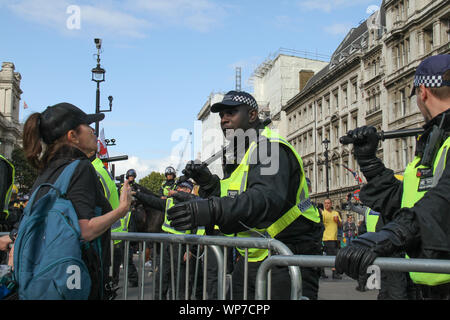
[421,114,446,167]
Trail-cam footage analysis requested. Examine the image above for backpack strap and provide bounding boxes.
[26,160,81,214]
[53,160,81,195]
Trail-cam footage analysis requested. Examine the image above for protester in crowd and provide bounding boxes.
[19,102,132,299]
[322,198,342,279]
[343,215,357,246]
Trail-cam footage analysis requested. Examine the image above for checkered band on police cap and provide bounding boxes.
[223,92,258,109]
[413,75,449,88]
[413,54,450,89]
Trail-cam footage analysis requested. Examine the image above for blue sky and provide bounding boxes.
[0,0,381,179]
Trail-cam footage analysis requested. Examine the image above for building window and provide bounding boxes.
[447,19,450,42]
[317,100,322,119]
[402,138,408,168]
[352,80,358,102]
[352,113,357,129]
[333,90,339,112]
[424,25,434,54]
[405,38,410,64]
[343,87,348,106]
[325,95,330,116]
[308,131,313,153]
[400,89,406,116]
[333,124,339,146]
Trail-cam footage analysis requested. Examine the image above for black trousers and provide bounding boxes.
[154,243,198,300]
[112,241,138,285]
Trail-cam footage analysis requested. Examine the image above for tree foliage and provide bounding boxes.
[11,147,38,195]
[138,171,165,194]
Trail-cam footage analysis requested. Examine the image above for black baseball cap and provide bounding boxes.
[39,102,104,144]
[410,54,450,97]
[211,90,258,113]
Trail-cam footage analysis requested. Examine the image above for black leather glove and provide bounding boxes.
[167,198,215,231]
[335,224,405,280]
[182,161,213,187]
[346,126,384,179]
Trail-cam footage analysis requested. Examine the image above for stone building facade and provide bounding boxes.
[283,0,449,207]
[0,62,23,159]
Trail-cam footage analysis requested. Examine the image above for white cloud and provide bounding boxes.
[130,0,229,32]
[2,0,228,38]
[324,23,352,35]
[110,154,176,180]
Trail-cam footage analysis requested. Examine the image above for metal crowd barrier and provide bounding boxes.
[255,255,450,299]
[4,230,450,300]
[111,232,301,300]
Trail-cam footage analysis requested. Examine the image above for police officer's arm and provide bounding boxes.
[347,126,403,221]
[360,168,403,222]
[134,191,166,211]
[347,201,366,217]
[336,154,450,279]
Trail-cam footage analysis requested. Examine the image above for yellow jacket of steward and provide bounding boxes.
[0,154,15,217]
[204,126,321,262]
[91,157,123,245]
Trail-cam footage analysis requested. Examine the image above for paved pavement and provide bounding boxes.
[318,269,378,300]
[115,258,379,300]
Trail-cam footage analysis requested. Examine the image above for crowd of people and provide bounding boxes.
[0,54,450,300]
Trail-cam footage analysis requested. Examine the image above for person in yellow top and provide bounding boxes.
[322,198,342,279]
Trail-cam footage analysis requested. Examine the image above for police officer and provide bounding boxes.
[0,154,14,264]
[167,90,323,300]
[160,166,177,196]
[0,155,14,221]
[336,54,450,299]
[133,178,203,299]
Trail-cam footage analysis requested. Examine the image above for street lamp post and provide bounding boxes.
[91,38,112,137]
[322,138,330,198]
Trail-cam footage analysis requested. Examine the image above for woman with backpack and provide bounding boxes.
[15,102,132,300]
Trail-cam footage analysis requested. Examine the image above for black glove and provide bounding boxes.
[182,161,213,187]
[346,126,384,179]
[335,224,404,280]
[167,198,215,231]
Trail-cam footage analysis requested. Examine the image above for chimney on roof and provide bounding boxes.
[299,70,314,91]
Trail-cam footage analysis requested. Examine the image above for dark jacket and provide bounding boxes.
[360,109,450,260]
[199,123,323,247]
